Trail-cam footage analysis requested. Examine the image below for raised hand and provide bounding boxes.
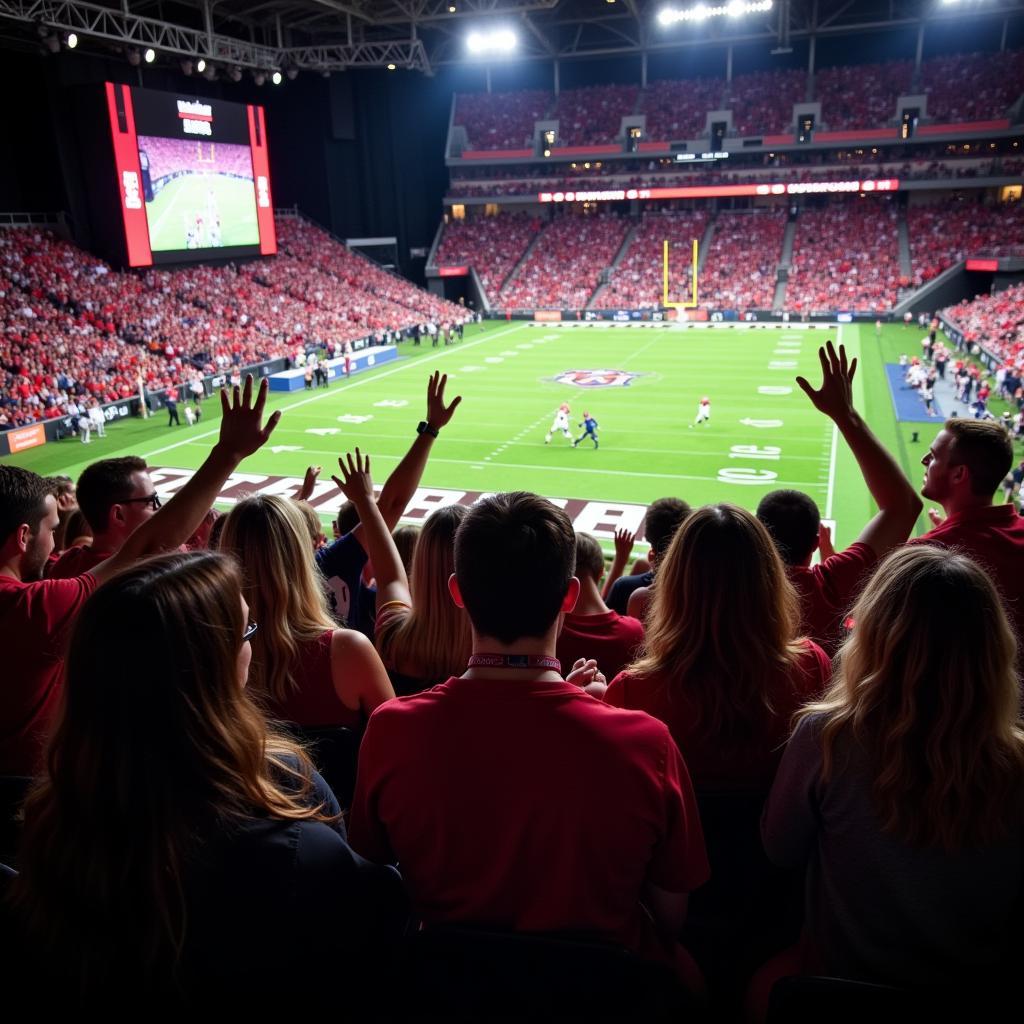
[217,375,281,461]
[817,521,836,561]
[613,528,636,563]
[332,448,375,508]
[795,340,857,423]
[296,465,322,502]
[425,370,462,431]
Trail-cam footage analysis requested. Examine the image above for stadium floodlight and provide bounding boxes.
[229,66,242,82]
[196,58,206,74]
[144,48,156,63]
[658,0,772,25]
[286,67,299,81]
[272,70,283,85]
[180,57,194,75]
[466,28,518,55]
[127,47,141,66]
[253,70,266,85]
[44,33,60,54]
[65,32,78,49]
[387,62,397,70]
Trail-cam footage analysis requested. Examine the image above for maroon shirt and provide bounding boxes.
[557,609,645,682]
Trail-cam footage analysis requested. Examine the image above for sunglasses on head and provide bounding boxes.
[120,492,162,512]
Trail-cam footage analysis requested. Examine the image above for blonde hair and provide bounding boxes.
[376,505,472,684]
[628,503,804,747]
[218,494,337,703]
[800,545,1024,850]
[12,552,331,993]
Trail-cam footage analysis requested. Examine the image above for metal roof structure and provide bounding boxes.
[1,0,1023,77]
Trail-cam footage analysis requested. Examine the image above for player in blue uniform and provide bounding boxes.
[573,410,599,449]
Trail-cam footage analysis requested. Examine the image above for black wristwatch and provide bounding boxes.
[416,420,440,439]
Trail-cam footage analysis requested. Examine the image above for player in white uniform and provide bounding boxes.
[545,402,573,444]
[692,396,711,426]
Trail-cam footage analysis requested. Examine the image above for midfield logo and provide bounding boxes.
[554,369,638,388]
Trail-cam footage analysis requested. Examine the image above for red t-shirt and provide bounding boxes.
[349,675,709,971]
[0,572,97,774]
[556,609,645,682]
[786,542,878,657]
[46,545,110,581]
[605,638,831,791]
[908,504,1024,648]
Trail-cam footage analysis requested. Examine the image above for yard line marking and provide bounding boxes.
[139,323,528,460]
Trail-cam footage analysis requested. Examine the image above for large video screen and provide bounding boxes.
[104,83,276,267]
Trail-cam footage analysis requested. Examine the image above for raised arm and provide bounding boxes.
[334,449,411,611]
[91,376,281,585]
[796,341,922,557]
[601,527,635,601]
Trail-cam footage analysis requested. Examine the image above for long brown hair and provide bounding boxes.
[801,545,1024,850]
[218,494,337,703]
[627,503,804,745]
[11,551,332,992]
[376,505,472,683]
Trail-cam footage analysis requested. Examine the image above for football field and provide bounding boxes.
[7,320,944,548]
[146,174,259,251]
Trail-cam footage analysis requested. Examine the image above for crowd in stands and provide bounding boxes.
[0,218,468,430]
[498,214,630,310]
[920,49,1024,124]
[3,338,1022,1013]
[786,201,902,312]
[700,209,787,312]
[551,84,639,147]
[453,88,551,150]
[639,77,723,141]
[138,135,254,182]
[814,60,914,131]
[943,280,1024,365]
[908,201,1024,283]
[595,210,710,310]
[727,68,808,136]
[434,212,541,302]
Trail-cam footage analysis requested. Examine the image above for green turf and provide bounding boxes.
[146,174,259,251]
[11,320,1015,550]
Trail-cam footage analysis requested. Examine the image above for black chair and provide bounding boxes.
[286,725,362,810]
[394,925,702,1021]
[0,776,32,868]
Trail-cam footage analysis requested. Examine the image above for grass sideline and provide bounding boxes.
[6,320,989,549]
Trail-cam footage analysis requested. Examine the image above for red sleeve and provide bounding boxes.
[647,729,710,893]
[798,639,832,699]
[28,573,98,657]
[603,671,630,707]
[809,542,878,605]
[346,708,396,865]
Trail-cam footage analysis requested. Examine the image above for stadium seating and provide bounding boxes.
[551,84,639,147]
[920,50,1024,123]
[727,68,808,135]
[907,201,1024,283]
[814,61,913,130]
[786,202,902,313]
[639,77,724,141]
[434,213,541,302]
[453,89,552,150]
[138,135,254,182]
[498,214,630,310]
[595,210,710,310]
[701,209,788,311]
[943,280,1024,364]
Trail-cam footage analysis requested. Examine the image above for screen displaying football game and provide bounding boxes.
[105,83,277,266]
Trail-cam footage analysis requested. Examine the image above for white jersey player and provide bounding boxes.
[693,396,711,426]
[545,402,572,444]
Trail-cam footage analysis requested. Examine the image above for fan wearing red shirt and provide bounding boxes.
[0,377,282,775]
[556,531,644,683]
[757,341,923,655]
[47,457,159,580]
[910,417,1024,650]
[343,468,708,987]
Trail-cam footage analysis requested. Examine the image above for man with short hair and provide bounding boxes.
[911,417,1023,647]
[48,457,159,579]
[0,377,281,774]
[348,485,708,984]
[556,531,644,682]
[607,497,690,616]
[757,341,922,655]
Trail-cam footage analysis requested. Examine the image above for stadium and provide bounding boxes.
[0,0,1023,1015]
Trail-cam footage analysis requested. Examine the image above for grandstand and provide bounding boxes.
[2,0,1024,1016]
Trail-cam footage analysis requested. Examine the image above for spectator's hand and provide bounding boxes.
[566,658,607,698]
[817,522,836,560]
[425,371,462,431]
[297,465,322,502]
[216,375,281,460]
[927,507,945,528]
[56,492,78,514]
[332,448,374,508]
[613,528,635,562]
[796,340,857,423]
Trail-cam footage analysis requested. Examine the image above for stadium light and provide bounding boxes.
[271,70,283,85]
[65,32,78,49]
[144,47,156,63]
[466,28,518,55]
[253,70,266,85]
[386,62,397,70]
[44,33,60,54]
[196,58,206,73]
[286,66,299,81]
[229,66,242,82]
[127,47,141,66]
[658,0,772,25]
[180,57,194,75]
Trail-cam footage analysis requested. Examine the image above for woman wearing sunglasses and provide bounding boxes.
[4,551,405,1005]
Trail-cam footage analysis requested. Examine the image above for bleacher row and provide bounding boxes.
[0,219,469,430]
[454,50,1024,150]
[434,201,1024,312]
